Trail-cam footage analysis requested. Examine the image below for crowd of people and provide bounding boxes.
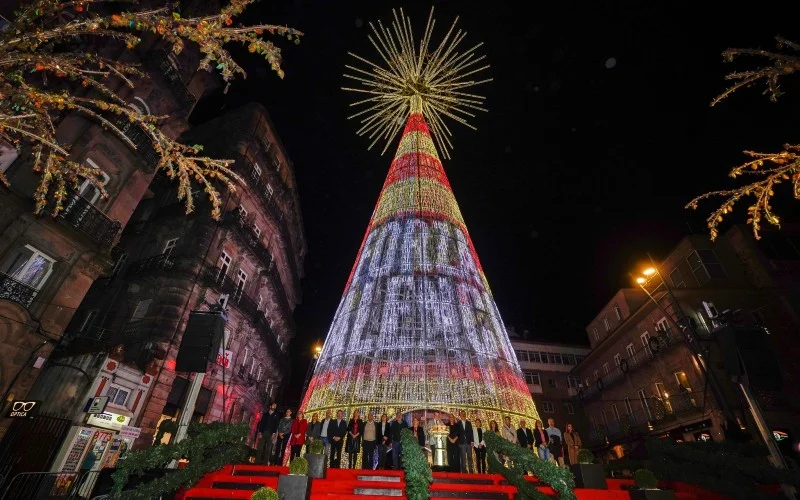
[255,403,582,473]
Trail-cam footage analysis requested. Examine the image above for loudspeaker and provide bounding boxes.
[175,311,225,373]
[714,325,783,391]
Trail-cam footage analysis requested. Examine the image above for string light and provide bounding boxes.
[343,7,491,159]
[302,109,540,427]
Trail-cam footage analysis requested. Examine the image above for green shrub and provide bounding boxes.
[577,449,594,464]
[634,469,659,489]
[251,487,279,500]
[400,428,432,500]
[308,439,325,455]
[289,456,308,475]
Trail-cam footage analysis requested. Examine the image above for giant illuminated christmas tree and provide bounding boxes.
[301,9,539,425]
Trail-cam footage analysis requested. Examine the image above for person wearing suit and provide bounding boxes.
[446,414,461,472]
[377,414,392,470]
[318,409,333,465]
[390,412,408,470]
[256,402,280,465]
[457,411,475,473]
[517,419,534,450]
[472,418,487,474]
[346,409,363,468]
[329,410,348,468]
[427,411,444,460]
[411,417,426,447]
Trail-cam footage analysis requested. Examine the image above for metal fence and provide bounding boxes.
[0,470,105,500]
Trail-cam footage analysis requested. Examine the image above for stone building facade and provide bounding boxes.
[510,337,591,438]
[0,27,216,445]
[573,226,800,459]
[28,104,305,473]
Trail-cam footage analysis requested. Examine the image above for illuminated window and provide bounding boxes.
[1,245,55,290]
[78,158,111,205]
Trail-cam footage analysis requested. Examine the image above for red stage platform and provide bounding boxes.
[181,465,732,500]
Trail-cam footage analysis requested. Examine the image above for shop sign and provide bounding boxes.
[5,400,40,418]
[216,349,232,368]
[86,396,109,415]
[87,411,131,431]
[119,425,141,440]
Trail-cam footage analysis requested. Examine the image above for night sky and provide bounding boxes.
[194,0,800,399]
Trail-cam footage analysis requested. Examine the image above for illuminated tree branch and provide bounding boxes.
[0,0,302,219]
[688,37,800,240]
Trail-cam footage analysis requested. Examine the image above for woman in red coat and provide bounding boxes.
[290,410,308,461]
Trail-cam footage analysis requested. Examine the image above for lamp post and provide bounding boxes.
[300,343,322,404]
[632,262,792,497]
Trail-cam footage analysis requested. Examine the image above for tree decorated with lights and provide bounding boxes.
[0,0,300,219]
[688,37,800,240]
[301,8,540,428]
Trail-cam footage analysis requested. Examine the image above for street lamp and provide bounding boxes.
[301,342,323,403]
[631,258,792,485]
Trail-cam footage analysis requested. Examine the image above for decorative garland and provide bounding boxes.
[606,438,798,500]
[110,422,249,499]
[400,428,432,500]
[484,432,577,500]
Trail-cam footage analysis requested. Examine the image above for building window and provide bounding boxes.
[603,363,610,375]
[593,370,599,382]
[529,351,541,363]
[603,317,610,332]
[254,225,262,239]
[592,327,599,342]
[702,301,719,319]
[257,366,263,381]
[0,140,20,173]
[253,162,262,178]
[553,353,563,364]
[1,244,56,291]
[638,389,652,420]
[78,158,111,205]
[218,252,231,282]
[257,294,265,312]
[611,403,620,421]
[524,372,541,386]
[79,309,99,333]
[266,183,274,198]
[111,252,128,277]
[241,346,250,368]
[541,401,554,413]
[641,331,652,358]
[687,249,725,286]
[540,353,549,364]
[565,402,574,415]
[626,343,636,365]
[515,350,529,362]
[624,397,635,422]
[547,379,557,389]
[235,269,248,301]
[614,304,622,320]
[163,238,178,256]
[130,299,151,321]
[575,355,585,364]
[223,328,231,349]
[567,377,580,388]
[613,353,621,368]
[564,354,576,365]
[669,268,685,288]
[106,385,130,406]
[238,205,248,218]
[655,317,669,333]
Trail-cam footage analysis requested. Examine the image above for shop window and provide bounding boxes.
[106,385,130,406]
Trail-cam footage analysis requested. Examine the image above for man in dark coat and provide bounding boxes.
[257,402,280,464]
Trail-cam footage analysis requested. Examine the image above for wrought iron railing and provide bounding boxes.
[58,192,122,249]
[222,210,295,331]
[0,272,37,309]
[145,48,198,114]
[126,252,175,278]
[578,328,683,401]
[113,117,159,170]
[203,267,287,372]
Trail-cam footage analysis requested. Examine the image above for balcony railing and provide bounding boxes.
[126,252,175,278]
[0,272,37,309]
[578,328,683,401]
[113,116,159,170]
[586,393,704,446]
[203,266,287,372]
[58,192,122,249]
[146,48,198,115]
[222,211,295,330]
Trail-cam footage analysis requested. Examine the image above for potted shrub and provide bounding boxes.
[277,457,312,500]
[251,486,279,500]
[569,449,607,490]
[304,439,327,479]
[629,469,675,500]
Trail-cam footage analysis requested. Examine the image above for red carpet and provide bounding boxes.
[181,465,733,499]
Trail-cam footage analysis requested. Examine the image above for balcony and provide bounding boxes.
[0,272,37,309]
[203,267,287,372]
[222,211,295,330]
[145,48,198,115]
[126,252,175,278]
[57,192,122,249]
[113,116,159,171]
[578,328,683,401]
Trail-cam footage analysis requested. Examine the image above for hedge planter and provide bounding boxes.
[304,453,327,479]
[277,474,312,500]
[569,463,608,489]
[629,490,676,500]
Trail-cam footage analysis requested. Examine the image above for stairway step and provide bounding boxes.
[354,487,404,496]
[432,478,496,485]
[358,475,402,482]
